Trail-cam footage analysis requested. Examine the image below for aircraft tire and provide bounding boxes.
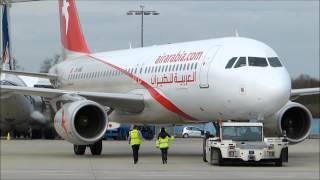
[90,140,102,155]
[74,145,86,155]
[43,128,57,139]
[31,129,42,139]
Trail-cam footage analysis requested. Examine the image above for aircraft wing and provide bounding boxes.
[291,88,320,96]
[1,69,57,80]
[0,85,144,113]
[291,87,320,100]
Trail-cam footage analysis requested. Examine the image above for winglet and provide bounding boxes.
[58,0,90,59]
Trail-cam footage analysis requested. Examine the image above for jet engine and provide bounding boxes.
[263,101,312,144]
[54,100,107,145]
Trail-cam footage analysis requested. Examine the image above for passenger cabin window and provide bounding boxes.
[248,57,268,67]
[268,57,282,67]
[225,57,238,69]
[234,57,246,68]
[180,64,183,71]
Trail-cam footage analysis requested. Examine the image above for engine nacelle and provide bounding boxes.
[264,101,312,144]
[54,100,107,145]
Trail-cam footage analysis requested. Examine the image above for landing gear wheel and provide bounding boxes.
[43,128,57,139]
[74,145,86,155]
[31,129,42,139]
[90,140,102,155]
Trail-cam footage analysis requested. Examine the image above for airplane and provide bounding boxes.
[1,0,319,155]
[0,74,55,138]
[0,2,54,139]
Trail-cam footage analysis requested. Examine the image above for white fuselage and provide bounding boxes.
[0,74,46,133]
[50,37,291,124]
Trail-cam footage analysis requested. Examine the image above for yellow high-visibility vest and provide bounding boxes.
[129,129,142,145]
[157,136,174,149]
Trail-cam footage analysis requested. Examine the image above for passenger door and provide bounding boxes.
[199,46,221,88]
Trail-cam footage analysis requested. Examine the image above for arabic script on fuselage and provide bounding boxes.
[151,72,196,86]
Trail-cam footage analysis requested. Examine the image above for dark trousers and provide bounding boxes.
[160,148,168,164]
[131,144,140,164]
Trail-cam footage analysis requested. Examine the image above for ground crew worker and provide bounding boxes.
[156,127,174,164]
[128,125,143,164]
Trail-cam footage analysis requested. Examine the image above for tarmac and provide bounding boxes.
[0,138,319,180]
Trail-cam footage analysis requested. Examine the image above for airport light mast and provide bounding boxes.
[126,5,159,47]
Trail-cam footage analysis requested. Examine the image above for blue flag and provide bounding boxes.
[2,4,11,69]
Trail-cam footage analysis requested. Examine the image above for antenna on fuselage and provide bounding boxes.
[129,42,132,49]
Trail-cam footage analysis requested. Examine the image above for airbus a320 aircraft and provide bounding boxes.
[1,0,319,155]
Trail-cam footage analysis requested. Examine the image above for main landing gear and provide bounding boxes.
[73,139,103,155]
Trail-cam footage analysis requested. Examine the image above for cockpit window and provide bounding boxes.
[225,57,238,69]
[268,57,282,67]
[234,57,247,68]
[248,57,268,67]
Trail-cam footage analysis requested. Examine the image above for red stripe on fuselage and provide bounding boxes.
[87,54,196,121]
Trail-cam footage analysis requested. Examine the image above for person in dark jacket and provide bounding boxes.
[156,127,174,164]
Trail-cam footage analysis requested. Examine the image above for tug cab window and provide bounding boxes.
[248,57,268,67]
[225,57,238,69]
[234,57,247,68]
[268,57,282,67]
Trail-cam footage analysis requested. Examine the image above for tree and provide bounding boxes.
[12,57,22,70]
[292,74,320,117]
[39,54,62,73]
[292,74,320,89]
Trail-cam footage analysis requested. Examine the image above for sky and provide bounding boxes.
[3,0,320,78]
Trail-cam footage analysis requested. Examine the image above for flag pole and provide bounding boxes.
[7,0,13,70]
[0,1,3,68]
